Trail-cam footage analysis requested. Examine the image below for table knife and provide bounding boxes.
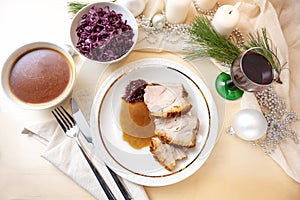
[71,96,93,143]
[70,96,134,200]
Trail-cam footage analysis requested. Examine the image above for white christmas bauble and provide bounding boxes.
[232,109,267,141]
[117,0,146,17]
[151,13,166,29]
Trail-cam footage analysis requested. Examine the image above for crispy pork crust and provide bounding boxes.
[155,132,196,147]
[151,103,192,118]
[150,137,187,171]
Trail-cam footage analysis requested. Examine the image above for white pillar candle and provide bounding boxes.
[196,0,218,10]
[166,0,191,24]
[211,2,241,37]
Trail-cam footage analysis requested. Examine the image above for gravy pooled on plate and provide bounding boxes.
[9,48,72,104]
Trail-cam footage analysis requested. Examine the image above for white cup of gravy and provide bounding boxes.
[1,42,76,110]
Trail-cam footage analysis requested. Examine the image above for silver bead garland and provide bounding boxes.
[253,87,299,154]
[228,29,245,49]
[136,12,192,44]
[135,9,244,46]
[192,0,220,16]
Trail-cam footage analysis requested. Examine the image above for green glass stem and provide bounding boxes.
[215,72,244,100]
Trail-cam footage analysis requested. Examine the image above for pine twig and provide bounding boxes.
[184,16,242,65]
[67,1,88,16]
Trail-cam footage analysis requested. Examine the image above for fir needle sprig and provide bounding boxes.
[184,16,242,64]
[67,0,118,16]
[67,1,88,16]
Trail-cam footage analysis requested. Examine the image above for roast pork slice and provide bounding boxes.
[144,83,192,118]
[150,137,187,171]
[154,114,199,147]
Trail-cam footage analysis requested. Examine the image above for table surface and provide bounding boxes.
[1,0,300,200]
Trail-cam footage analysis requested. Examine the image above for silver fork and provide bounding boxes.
[52,106,116,200]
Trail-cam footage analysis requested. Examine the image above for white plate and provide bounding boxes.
[90,58,219,186]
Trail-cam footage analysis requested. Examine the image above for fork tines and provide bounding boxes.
[52,106,76,132]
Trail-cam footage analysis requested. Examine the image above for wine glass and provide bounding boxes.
[215,47,280,100]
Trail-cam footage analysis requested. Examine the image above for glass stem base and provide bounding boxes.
[215,72,244,100]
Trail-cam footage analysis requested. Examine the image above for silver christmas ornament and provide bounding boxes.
[232,109,267,141]
[136,13,191,44]
[151,13,166,29]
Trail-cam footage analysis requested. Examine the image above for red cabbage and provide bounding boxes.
[75,6,134,62]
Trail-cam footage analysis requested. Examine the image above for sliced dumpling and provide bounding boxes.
[144,83,192,118]
[150,137,187,171]
[154,114,199,147]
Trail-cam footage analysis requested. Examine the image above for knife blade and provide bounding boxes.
[70,95,134,200]
[71,95,93,143]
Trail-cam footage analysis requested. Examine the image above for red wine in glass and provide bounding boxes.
[231,47,276,92]
[215,47,279,100]
[242,51,273,85]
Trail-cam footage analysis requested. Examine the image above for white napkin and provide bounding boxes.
[238,0,300,183]
[22,119,149,200]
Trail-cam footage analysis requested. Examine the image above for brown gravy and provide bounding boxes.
[9,48,72,104]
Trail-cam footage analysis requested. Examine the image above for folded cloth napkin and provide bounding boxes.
[237,0,300,183]
[22,119,149,200]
